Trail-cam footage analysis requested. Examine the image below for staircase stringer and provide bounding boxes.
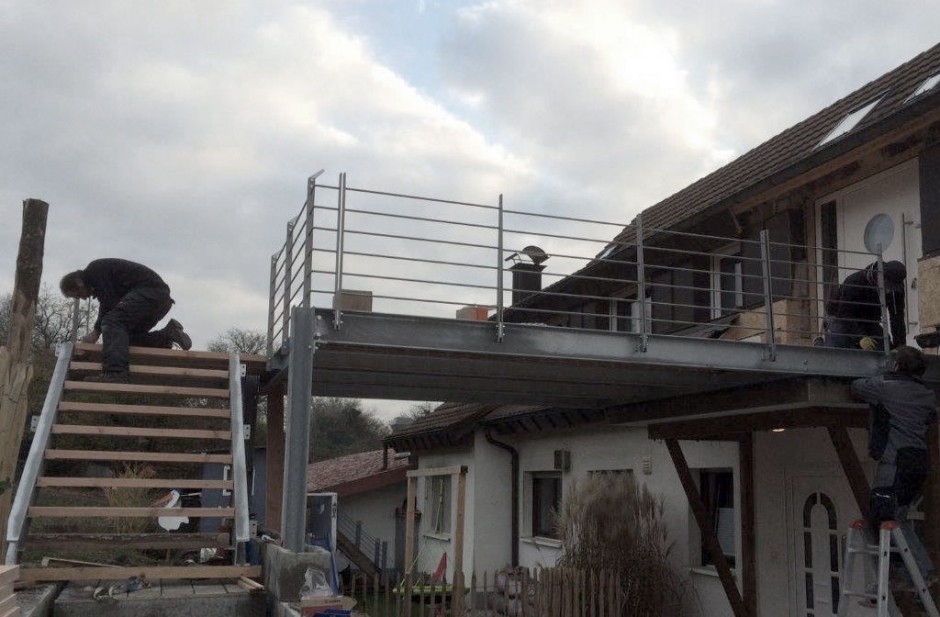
[4,342,73,565]
[229,352,250,566]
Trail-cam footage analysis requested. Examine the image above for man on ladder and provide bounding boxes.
[848,345,938,613]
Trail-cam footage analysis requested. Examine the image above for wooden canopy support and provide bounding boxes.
[827,426,871,520]
[739,434,757,617]
[648,405,866,441]
[665,439,750,617]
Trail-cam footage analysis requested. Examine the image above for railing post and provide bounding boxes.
[875,250,891,355]
[282,220,295,347]
[266,254,277,357]
[635,214,648,352]
[759,229,778,361]
[496,193,505,342]
[302,171,322,310]
[333,172,347,330]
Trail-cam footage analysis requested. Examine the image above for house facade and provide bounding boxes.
[386,43,940,617]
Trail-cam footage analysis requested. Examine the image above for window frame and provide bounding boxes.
[695,468,736,569]
[424,475,453,536]
[710,244,744,319]
[527,471,563,540]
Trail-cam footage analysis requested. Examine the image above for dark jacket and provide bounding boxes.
[826,261,906,347]
[851,372,936,464]
[82,258,171,331]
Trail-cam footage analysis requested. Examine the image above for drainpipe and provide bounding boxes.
[484,428,519,567]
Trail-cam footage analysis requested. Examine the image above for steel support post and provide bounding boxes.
[875,250,891,356]
[281,306,316,552]
[69,298,80,343]
[759,230,777,361]
[333,172,347,330]
[636,214,648,352]
[302,173,321,309]
[496,193,505,342]
[267,255,277,357]
[282,220,295,345]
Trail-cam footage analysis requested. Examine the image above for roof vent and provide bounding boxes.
[505,245,548,305]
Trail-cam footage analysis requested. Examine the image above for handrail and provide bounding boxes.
[5,341,73,565]
[229,353,250,560]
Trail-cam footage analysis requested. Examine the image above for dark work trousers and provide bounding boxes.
[100,287,174,374]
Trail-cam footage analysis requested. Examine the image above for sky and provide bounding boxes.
[2,1,939,420]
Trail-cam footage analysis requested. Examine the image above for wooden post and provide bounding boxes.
[264,381,285,532]
[739,433,757,617]
[454,467,468,613]
[665,438,750,617]
[404,475,417,600]
[827,426,871,520]
[0,199,48,560]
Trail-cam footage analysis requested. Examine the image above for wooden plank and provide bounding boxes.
[44,450,231,464]
[69,361,228,382]
[0,599,18,617]
[665,439,750,617]
[37,477,232,490]
[58,401,229,418]
[0,584,11,600]
[51,424,231,440]
[827,426,871,520]
[18,565,261,582]
[28,506,235,518]
[406,465,467,478]
[265,382,285,533]
[739,434,757,617]
[26,532,230,550]
[75,342,266,373]
[0,567,17,588]
[64,381,229,398]
[453,470,467,581]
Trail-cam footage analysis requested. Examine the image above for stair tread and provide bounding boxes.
[75,342,266,374]
[37,477,233,489]
[45,449,232,463]
[28,506,236,517]
[52,424,231,440]
[69,361,228,385]
[58,401,230,418]
[18,564,261,582]
[64,381,229,398]
[26,532,231,549]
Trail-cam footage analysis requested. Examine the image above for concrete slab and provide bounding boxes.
[53,580,264,617]
[14,583,60,617]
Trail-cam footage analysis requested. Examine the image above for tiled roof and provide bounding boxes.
[306,448,410,495]
[631,41,940,239]
[388,402,499,437]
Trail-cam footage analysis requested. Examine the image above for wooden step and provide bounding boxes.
[28,506,235,518]
[69,361,228,386]
[26,532,230,550]
[75,342,267,374]
[45,450,232,464]
[19,564,261,582]
[64,381,229,398]
[59,401,230,418]
[37,477,233,490]
[52,424,232,440]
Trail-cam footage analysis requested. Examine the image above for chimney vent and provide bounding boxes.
[506,245,548,305]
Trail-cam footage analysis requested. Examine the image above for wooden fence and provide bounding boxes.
[340,567,624,617]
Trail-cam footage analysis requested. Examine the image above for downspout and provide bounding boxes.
[484,428,519,567]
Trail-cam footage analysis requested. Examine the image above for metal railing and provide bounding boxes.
[338,510,389,573]
[266,173,895,360]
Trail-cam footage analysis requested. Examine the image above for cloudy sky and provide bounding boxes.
[2,1,938,419]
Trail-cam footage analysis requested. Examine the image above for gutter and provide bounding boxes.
[484,428,519,567]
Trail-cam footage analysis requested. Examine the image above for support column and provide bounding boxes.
[265,381,285,533]
[665,438,749,617]
[281,306,316,552]
[739,433,757,617]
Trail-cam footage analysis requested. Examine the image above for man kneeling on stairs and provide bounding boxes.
[60,258,192,383]
[852,345,938,592]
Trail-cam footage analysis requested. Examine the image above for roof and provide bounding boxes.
[306,449,410,497]
[632,41,940,239]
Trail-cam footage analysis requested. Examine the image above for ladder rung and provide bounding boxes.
[26,532,231,550]
[45,450,232,464]
[64,381,229,398]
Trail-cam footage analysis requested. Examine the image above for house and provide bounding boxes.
[383,43,940,617]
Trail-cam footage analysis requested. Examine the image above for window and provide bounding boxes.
[529,472,562,539]
[711,248,744,318]
[609,295,651,332]
[425,476,452,535]
[699,469,735,567]
[817,96,884,147]
[906,73,940,102]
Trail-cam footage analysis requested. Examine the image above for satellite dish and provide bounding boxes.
[521,245,548,265]
[863,213,894,254]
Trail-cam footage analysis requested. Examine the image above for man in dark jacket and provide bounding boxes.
[60,258,192,382]
[824,260,906,349]
[852,345,937,587]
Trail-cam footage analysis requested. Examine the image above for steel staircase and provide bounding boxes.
[4,341,265,583]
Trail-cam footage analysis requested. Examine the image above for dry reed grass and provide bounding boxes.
[555,472,685,616]
[103,463,157,533]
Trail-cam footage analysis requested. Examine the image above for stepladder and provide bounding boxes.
[838,519,939,617]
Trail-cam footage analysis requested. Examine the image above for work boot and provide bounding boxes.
[84,372,129,384]
[165,319,192,350]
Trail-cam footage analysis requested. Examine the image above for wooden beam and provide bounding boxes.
[406,465,467,478]
[404,476,417,599]
[739,434,757,617]
[51,424,231,440]
[58,401,229,418]
[265,382,285,533]
[26,532,229,550]
[44,450,231,464]
[665,439,749,617]
[19,564,261,582]
[648,406,867,440]
[64,381,229,398]
[28,506,234,518]
[36,477,232,490]
[827,427,870,520]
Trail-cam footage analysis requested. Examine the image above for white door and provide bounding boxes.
[789,474,861,617]
[817,160,922,343]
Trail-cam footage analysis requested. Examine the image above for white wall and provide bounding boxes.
[338,482,406,573]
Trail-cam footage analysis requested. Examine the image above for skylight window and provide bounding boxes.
[817,96,884,147]
[906,73,940,102]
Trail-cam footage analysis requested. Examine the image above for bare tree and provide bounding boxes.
[207,327,266,355]
[0,285,96,352]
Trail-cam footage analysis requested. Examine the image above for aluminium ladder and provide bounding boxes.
[838,519,939,617]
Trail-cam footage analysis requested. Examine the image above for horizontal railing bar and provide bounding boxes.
[345,207,499,232]
[503,208,630,227]
[345,229,499,251]
[338,250,499,272]
[641,225,765,246]
[768,239,880,257]
[346,186,499,210]
[502,226,615,245]
[317,270,498,292]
